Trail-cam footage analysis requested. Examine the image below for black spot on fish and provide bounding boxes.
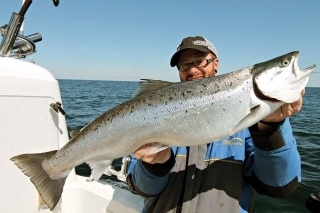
[203,84,207,87]
[186,110,188,113]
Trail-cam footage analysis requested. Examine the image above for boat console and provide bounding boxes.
[0,1,143,212]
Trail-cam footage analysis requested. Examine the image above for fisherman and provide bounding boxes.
[127,36,303,213]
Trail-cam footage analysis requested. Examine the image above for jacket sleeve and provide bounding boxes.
[244,118,301,197]
[126,150,175,197]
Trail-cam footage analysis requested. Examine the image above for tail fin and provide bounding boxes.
[10,151,67,211]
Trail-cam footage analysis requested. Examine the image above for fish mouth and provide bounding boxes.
[292,64,316,84]
[287,51,316,84]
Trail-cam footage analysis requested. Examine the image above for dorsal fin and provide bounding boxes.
[133,79,173,97]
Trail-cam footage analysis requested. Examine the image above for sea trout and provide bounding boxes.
[11,51,316,210]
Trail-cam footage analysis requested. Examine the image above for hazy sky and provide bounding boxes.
[1,0,319,87]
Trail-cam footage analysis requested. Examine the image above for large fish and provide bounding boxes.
[11,51,316,210]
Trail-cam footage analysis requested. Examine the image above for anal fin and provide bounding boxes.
[87,160,112,181]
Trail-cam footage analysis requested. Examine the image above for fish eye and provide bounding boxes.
[281,59,290,67]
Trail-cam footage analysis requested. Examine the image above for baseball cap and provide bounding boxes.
[170,36,218,67]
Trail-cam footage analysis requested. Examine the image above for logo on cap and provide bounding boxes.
[192,40,214,50]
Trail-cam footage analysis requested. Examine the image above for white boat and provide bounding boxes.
[0,1,143,212]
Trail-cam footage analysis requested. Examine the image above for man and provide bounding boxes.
[127,36,303,213]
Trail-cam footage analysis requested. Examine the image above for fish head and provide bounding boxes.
[252,51,316,103]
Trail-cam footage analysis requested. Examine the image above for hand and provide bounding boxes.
[134,143,172,164]
[262,90,305,123]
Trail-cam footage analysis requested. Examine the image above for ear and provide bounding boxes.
[214,58,219,72]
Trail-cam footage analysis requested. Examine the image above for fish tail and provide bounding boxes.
[10,150,67,211]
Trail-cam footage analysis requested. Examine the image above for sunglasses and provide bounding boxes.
[177,58,215,72]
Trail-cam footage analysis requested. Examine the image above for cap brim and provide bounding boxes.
[170,45,211,67]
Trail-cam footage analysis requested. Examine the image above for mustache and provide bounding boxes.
[186,74,204,80]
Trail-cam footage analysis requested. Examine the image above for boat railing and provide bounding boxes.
[0,0,58,58]
[104,156,131,182]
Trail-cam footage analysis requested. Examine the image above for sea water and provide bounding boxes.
[58,79,320,213]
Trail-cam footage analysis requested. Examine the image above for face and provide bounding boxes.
[177,49,219,82]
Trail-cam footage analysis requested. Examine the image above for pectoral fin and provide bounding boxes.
[233,105,261,132]
[145,142,170,155]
